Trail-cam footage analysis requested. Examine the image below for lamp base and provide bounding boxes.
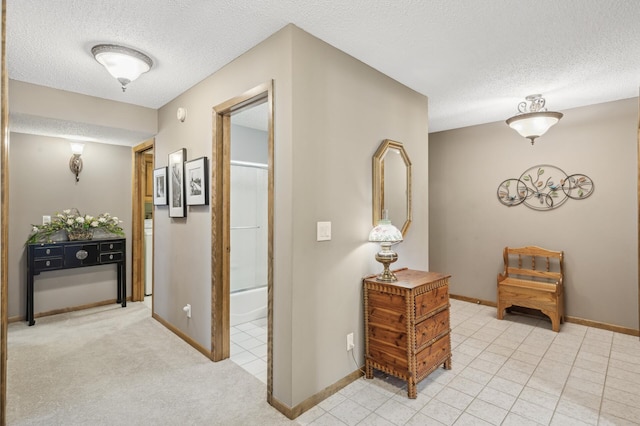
[375,248,398,282]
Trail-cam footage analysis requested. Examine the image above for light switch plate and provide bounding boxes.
[317,221,331,241]
[42,215,51,225]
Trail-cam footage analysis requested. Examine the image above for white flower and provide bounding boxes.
[112,216,118,221]
[66,219,74,225]
[76,217,85,224]
[63,209,71,214]
[57,213,64,218]
[85,215,93,221]
[32,226,38,232]
[98,217,107,223]
[90,221,99,227]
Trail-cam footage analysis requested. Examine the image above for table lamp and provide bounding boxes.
[368,211,403,282]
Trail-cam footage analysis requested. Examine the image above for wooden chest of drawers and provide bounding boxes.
[363,268,451,398]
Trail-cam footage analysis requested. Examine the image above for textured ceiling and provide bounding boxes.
[6,0,640,141]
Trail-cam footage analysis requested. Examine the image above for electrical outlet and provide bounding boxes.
[42,215,51,225]
[346,332,354,351]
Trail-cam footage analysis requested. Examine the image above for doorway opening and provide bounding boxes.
[211,82,274,397]
[228,104,269,383]
[132,140,154,310]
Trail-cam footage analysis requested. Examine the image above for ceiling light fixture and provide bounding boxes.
[91,44,153,92]
[506,94,563,145]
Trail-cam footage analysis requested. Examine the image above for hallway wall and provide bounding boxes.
[154,24,430,408]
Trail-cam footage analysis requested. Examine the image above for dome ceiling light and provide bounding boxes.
[91,44,153,92]
[506,94,563,145]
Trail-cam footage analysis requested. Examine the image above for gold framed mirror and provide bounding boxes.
[372,139,412,236]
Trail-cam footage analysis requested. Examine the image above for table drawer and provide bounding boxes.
[33,246,63,258]
[64,244,100,267]
[100,252,123,263]
[34,257,63,271]
[415,285,448,318]
[100,241,124,252]
[416,334,450,378]
[415,309,449,350]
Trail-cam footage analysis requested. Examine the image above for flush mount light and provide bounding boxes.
[506,94,563,145]
[91,44,153,92]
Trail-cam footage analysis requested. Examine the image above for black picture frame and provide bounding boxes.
[168,148,186,217]
[185,157,209,205]
[153,167,168,206]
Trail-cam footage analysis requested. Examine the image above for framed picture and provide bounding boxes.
[168,148,186,217]
[185,157,209,205]
[153,167,168,205]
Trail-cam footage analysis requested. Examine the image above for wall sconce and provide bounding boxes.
[91,44,153,92]
[506,94,563,145]
[368,210,403,282]
[69,142,84,182]
[177,107,187,122]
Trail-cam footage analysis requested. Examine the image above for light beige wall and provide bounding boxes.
[154,24,429,408]
[289,29,429,405]
[154,25,294,405]
[429,98,638,330]
[9,80,157,137]
[8,133,132,318]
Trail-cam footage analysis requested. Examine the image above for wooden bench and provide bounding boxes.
[497,246,564,332]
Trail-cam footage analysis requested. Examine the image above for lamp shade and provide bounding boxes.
[368,218,403,243]
[92,44,153,91]
[506,111,563,143]
[70,142,84,155]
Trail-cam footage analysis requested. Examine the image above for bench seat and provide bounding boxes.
[497,246,564,332]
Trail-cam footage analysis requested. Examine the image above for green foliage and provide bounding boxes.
[26,208,124,244]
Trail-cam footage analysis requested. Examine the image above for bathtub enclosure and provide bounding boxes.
[230,161,268,326]
[229,110,269,327]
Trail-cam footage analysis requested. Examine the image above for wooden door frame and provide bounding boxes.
[132,139,154,303]
[1,0,7,422]
[211,81,274,397]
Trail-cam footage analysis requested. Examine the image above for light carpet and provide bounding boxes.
[7,302,297,425]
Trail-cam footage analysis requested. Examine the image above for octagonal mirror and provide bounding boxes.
[372,139,412,236]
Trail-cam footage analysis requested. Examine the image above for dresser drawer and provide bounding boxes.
[33,246,63,258]
[415,285,448,319]
[100,252,123,263]
[367,339,409,374]
[100,241,124,252]
[34,257,63,271]
[415,308,449,350]
[368,325,407,350]
[416,334,450,378]
[367,290,407,331]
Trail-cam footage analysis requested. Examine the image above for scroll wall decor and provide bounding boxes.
[497,164,594,211]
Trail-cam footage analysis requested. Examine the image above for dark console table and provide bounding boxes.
[26,238,126,326]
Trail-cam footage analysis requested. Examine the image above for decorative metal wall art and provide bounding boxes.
[498,164,594,211]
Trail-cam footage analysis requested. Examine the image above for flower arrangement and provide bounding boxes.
[26,208,124,244]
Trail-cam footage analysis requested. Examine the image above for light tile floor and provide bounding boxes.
[296,299,640,425]
[230,317,268,384]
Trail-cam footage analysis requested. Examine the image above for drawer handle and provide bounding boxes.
[109,244,114,249]
[76,250,88,260]
[109,254,114,260]
[46,249,51,255]
[45,260,50,266]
